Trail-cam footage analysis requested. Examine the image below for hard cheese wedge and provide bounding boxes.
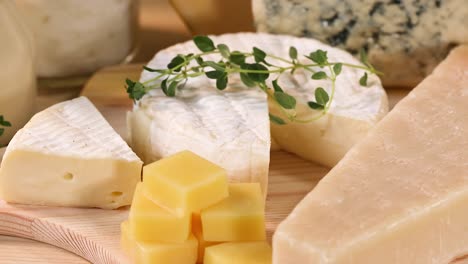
[143,150,229,216]
[273,46,468,264]
[204,242,272,264]
[121,220,198,264]
[129,183,191,243]
[0,97,142,209]
[201,183,266,242]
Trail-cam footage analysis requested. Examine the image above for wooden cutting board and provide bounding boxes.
[1,65,465,264]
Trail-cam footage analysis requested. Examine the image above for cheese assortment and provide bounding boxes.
[129,33,388,181]
[253,0,468,87]
[121,151,271,263]
[0,97,142,209]
[273,46,468,264]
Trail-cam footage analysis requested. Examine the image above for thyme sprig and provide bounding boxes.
[0,115,11,137]
[126,36,381,125]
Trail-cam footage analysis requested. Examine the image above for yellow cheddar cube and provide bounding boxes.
[129,183,191,242]
[204,242,272,264]
[201,183,266,242]
[120,221,134,258]
[121,219,197,264]
[192,214,220,263]
[143,151,229,216]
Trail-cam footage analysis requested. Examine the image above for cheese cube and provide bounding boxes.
[120,221,134,258]
[201,183,266,242]
[204,242,272,264]
[129,183,191,242]
[121,219,197,264]
[143,151,229,216]
[192,214,220,263]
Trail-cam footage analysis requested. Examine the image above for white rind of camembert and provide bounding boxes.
[0,97,142,209]
[129,33,387,178]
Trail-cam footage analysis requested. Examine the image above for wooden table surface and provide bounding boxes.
[0,1,190,263]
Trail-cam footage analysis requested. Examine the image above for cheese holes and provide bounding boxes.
[63,172,74,181]
[111,191,123,197]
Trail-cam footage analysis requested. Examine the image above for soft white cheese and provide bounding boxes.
[0,97,142,209]
[129,33,387,174]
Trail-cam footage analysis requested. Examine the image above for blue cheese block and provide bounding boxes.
[253,0,468,87]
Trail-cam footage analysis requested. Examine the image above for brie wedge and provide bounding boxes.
[129,33,387,178]
[0,97,142,209]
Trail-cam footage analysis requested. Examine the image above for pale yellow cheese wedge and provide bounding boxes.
[204,242,272,264]
[143,150,229,216]
[129,183,191,243]
[273,46,468,264]
[201,183,266,242]
[121,219,198,264]
[192,213,220,263]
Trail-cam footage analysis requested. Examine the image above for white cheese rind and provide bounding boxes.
[130,33,387,176]
[253,0,468,87]
[0,97,142,209]
[273,46,468,264]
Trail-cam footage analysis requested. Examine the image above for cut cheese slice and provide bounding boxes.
[273,46,468,264]
[128,34,388,196]
[0,97,142,209]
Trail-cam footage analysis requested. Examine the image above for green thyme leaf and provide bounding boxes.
[167,81,178,97]
[0,116,10,127]
[0,120,11,127]
[205,71,224,79]
[204,61,225,71]
[307,101,324,110]
[196,56,204,65]
[359,72,368,86]
[253,47,267,63]
[311,71,327,80]
[127,81,146,100]
[272,79,283,92]
[143,66,166,73]
[217,44,230,59]
[125,78,135,87]
[315,87,329,106]
[289,46,298,60]
[333,63,342,76]
[161,79,168,95]
[167,55,185,72]
[269,114,286,125]
[0,128,4,136]
[307,49,328,66]
[229,52,246,65]
[274,91,296,109]
[242,63,269,83]
[359,48,369,67]
[240,72,256,87]
[216,73,228,90]
[193,35,215,52]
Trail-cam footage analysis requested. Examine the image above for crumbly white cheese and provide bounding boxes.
[253,0,468,87]
[0,97,142,209]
